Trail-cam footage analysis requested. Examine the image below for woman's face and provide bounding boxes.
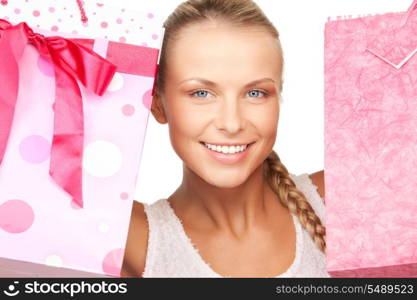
[154,21,282,188]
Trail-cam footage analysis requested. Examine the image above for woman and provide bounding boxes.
[121,0,327,277]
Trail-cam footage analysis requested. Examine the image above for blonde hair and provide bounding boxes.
[156,0,326,253]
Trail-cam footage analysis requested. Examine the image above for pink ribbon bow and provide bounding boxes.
[0,19,117,208]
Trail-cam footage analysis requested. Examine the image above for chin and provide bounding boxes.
[200,169,251,189]
[206,179,247,189]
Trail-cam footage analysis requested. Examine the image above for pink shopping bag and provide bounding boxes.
[325,0,417,277]
[0,1,162,277]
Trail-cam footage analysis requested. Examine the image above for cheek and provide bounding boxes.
[264,110,279,140]
[246,101,279,138]
[266,107,280,147]
[166,100,211,148]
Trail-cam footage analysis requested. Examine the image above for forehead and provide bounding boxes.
[166,21,282,83]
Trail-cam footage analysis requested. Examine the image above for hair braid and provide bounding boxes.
[264,150,326,253]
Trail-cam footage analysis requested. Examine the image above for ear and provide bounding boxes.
[150,93,167,124]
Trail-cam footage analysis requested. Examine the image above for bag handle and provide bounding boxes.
[402,0,417,26]
[75,0,88,23]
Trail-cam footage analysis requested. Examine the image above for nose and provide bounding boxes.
[215,97,245,134]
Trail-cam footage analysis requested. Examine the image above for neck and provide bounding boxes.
[169,162,285,238]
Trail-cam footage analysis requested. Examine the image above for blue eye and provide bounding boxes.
[191,90,210,98]
[247,90,266,98]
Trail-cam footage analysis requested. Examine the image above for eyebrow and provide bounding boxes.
[179,77,276,88]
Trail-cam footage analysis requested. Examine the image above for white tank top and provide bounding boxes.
[142,173,330,277]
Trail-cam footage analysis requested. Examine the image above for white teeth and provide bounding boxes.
[203,142,249,154]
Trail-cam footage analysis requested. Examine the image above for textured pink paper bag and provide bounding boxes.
[0,3,162,277]
[325,1,417,277]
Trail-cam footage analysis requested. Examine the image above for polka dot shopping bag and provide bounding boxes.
[0,0,163,277]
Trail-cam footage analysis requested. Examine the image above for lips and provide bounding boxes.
[205,143,245,154]
[200,141,255,164]
[200,141,255,153]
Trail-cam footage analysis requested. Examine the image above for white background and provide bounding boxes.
[113,0,414,204]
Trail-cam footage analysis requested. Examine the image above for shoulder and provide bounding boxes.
[120,200,149,278]
[308,170,325,200]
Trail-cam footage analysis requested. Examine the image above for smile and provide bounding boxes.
[201,142,254,154]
